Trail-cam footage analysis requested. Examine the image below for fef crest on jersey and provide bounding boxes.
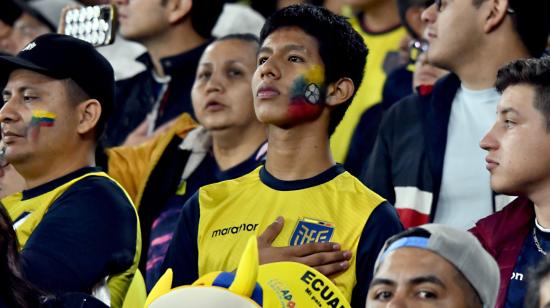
[289,218,334,246]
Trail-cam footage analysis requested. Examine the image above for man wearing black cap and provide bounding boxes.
[0,34,140,308]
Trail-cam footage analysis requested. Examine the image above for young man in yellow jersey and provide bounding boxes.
[162,5,402,307]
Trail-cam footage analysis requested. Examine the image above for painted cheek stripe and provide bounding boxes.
[31,110,56,127]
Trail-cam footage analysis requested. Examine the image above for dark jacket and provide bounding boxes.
[107,114,197,273]
[345,65,413,177]
[364,74,461,227]
[364,74,510,228]
[470,197,533,308]
[104,43,208,147]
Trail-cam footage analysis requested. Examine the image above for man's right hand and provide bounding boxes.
[258,216,352,277]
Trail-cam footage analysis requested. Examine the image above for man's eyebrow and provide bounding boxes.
[500,107,519,116]
[258,46,272,55]
[369,278,396,288]
[542,301,550,308]
[409,275,447,289]
[258,44,307,55]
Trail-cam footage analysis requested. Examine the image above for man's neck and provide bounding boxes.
[454,30,530,90]
[360,1,400,33]
[264,123,334,181]
[531,185,550,229]
[17,151,95,190]
[142,26,207,77]
[211,123,267,171]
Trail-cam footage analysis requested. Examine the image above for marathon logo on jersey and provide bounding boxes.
[290,218,334,246]
[211,223,259,238]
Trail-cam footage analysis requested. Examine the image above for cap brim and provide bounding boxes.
[0,54,54,87]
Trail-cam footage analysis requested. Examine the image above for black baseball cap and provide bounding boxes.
[0,33,114,132]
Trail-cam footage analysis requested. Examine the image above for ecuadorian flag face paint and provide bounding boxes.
[31,110,56,127]
[288,65,325,120]
[290,65,325,104]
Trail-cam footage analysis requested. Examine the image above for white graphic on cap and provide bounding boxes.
[22,42,37,52]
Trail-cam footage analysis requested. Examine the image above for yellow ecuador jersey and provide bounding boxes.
[330,7,406,162]
[162,165,403,307]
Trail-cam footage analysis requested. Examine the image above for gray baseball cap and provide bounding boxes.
[374,223,500,308]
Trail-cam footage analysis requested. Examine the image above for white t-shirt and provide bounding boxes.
[434,85,500,230]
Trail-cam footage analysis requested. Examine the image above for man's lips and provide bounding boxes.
[485,157,499,171]
[1,130,25,142]
[257,86,280,99]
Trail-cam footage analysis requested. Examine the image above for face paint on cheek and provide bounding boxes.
[29,110,57,140]
[288,65,325,120]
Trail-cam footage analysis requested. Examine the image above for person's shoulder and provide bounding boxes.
[114,67,151,89]
[473,196,532,233]
[334,171,387,208]
[199,167,262,198]
[59,175,134,213]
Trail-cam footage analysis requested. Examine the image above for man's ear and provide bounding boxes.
[76,99,101,135]
[483,0,509,33]
[166,0,192,24]
[325,78,354,107]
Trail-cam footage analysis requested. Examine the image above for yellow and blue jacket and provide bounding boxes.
[162,165,403,307]
[1,167,141,308]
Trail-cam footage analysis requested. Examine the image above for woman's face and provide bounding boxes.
[192,39,260,132]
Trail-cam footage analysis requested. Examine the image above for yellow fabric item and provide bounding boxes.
[4,172,109,246]
[2,172,141,308]
[107,113,197,208]
[228,237,258,297]
[196,167,385,301]
[148,236,350,308]
[122,269,147,308]
[330,7,407,162]
[146,269,174,307]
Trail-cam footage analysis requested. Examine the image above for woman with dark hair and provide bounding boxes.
[0,204,43,308]
[0,204,108,308]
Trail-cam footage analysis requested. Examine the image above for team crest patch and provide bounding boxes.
[290,218,334,246]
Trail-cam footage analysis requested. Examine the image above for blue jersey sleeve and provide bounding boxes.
[160,191,200,287]
[351,201,403,307]
[20,177,138,295]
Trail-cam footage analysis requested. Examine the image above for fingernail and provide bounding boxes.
[343,251,351,258]
[332,243,340,250]
[340,261,349,268]
[275,216,283,223]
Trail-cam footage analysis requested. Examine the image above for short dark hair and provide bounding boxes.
[505,0,550,57]
[190,0,224,39]
[63,79,108,140]
[259,4,368,135]
[525,255,550,308]
[0,204,44,308]
[495,57,550,131]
